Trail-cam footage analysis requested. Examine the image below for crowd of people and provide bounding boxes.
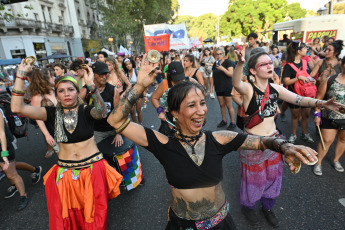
[0,31,345,229]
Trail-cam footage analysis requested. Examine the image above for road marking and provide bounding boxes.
[339,198,345,207]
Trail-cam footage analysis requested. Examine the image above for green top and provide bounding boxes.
[163,65,169,73]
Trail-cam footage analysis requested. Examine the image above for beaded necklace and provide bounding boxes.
[176,130,205,163]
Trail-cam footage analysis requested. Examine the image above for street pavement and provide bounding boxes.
[1,85,345,230]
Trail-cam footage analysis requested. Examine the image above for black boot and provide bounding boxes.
[242,206,259,225]
[262,207,279,228]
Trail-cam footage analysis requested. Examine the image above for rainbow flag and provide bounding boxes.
[115,144,143,190]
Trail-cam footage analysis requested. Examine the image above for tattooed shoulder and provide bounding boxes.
[212,130,239,145]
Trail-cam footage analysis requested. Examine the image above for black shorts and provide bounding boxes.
[0,144,15,163]
[216,91,232,97]
[287,102,307,109]
[320,118,345,130]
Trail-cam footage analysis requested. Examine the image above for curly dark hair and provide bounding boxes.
[27,68,53,96]
[122,58,136,74]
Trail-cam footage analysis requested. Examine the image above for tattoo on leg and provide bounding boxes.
[295,95,303,105]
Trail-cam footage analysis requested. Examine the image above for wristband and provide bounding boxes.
[313,112,322,124]
[1,150,9,157]
[16,75,27,81]
[12,88,26,94]
[156,106,165,114]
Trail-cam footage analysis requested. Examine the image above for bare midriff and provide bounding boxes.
[57,136,100,161]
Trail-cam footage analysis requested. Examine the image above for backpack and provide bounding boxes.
[273,56,281,69]
[288,60,317,98]
[0,98,28,139]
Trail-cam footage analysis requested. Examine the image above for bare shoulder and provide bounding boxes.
[212,130,239,145]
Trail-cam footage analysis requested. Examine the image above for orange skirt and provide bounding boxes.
[43,159,123,230]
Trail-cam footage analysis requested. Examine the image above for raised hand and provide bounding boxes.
[84,65,94,86]
[17,59,32,77]
[136,54,161,88]
[235,50,245,63]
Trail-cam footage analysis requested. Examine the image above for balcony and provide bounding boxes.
[52,23,63,32]
[64,25,74,34]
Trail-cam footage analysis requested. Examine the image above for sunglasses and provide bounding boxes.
[256,61,273,69]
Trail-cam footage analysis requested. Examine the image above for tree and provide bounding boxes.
[333,2,345,14]
[219,0,306,38]
[99,0,176,52]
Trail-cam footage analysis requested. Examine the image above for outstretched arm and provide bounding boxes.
[213,130,318,171]
[274,84,345,113]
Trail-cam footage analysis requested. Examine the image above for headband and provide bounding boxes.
[124,58,130,63]
[55,75,78,87]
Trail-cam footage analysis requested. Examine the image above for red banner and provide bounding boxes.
[306,30,337,43]
[144,34,170,52]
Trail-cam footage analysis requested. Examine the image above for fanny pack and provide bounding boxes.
[242,84,270,129]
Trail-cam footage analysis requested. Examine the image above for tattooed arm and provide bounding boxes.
[86,84,107,119]
[83,66,107,120]
[273,84,344,113]
[107,54,161,147]
[213,130,318,168]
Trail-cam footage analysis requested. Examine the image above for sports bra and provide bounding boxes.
[45,105,95,143]
[143,127,247,189]
[245,84,279,118]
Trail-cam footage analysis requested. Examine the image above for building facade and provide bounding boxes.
[0,0,100,61]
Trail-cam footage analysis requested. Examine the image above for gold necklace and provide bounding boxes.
[254,83,267,92]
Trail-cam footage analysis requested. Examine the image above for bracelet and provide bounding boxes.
[127,89,138,106]
[313,112,321,118]
[1,150,9,157]
[156,106,165,114]
[16,75,27,81]
[12,88,26,94]
[11,92,25,96]
[272,138,290,154]
[315,99,324,108]
[116,118,131,134]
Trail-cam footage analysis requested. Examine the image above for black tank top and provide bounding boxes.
[86,83,115,132]
[191,69,199,82]
[245,84,279,118]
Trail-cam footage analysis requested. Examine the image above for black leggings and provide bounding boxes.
[165,208,236,230]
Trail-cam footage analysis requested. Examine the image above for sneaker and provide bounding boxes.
[4,185,18,199]
[242,206,259,225]
[280,113,286,122]
[217,120,227,128]
[31,166,42,184]
[288,134,297,144]
[301,133,314,143]
[0,171,5,181]
[17,196,29,211]
[313,164,322,176]
[333,161,344,172]
[262,208,279,228]
[227,123,236,130]
[210,93,215,99]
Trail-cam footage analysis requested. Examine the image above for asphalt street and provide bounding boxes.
[1,85,345,230]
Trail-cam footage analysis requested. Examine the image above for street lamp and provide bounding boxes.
[317,7,328,15]
[108,37,113,52]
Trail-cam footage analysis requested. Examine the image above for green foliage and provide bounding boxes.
[99,0,175,51]
[220,0,306,38]
[286,3,307,20]
[175,14,218,40]
[333,2,345,14]
[0,3,33,22]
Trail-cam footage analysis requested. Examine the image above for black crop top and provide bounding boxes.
[245,84,279,118]
[143,127,247,189]
[45,105,95,143]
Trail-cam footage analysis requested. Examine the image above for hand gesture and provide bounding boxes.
[45,134,56,147]
[314,116,321,126]
[84,66,94,86]
[17,59,33,76]
[136,54,161,88]
[112,134,124,147]
[282,143,318,173]
[323,97,345,115]
[235,50,245,63]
